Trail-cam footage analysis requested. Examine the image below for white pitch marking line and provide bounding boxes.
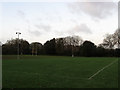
[88,59,118,80]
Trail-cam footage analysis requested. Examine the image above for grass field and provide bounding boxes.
[2,55,118,88]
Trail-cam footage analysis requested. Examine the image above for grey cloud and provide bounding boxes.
[68,2,117,19]
[54,24,92,36]
[27,24,42,36]
[70,19,78,24]
[54,30,66,36]
[29,30,42,36]
[34,24,51,32]
[28,24,52,36]
[68,24,92,35]
[17,10,31,24]
[17,10,26,19]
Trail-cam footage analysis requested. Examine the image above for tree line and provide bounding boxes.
[2,29,120,57]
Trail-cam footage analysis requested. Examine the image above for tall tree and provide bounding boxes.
[64,36,83,56]
[80,41,96,57]
[30,42,43,55]
[113,29,120,48]
[101,29,120,49]
[55,38,65,55]
[44,38,56,55]
[2,38,30,55]
[101,34,115,49]
[19,39,30,55]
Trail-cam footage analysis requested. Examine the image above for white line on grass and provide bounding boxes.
[88,59,118,80]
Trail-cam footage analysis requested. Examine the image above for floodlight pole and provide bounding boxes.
[16,32,21,59]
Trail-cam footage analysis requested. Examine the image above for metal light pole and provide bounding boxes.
[16,32,21,59]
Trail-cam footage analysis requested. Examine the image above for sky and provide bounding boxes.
[0,0,119,45]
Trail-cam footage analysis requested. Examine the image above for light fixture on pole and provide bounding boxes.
[16,32,21,59]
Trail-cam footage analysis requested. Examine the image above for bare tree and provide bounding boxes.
[101,29,120,49]
[113,29,120,48]
[64,35,83,46]
[101,34,115,49]
[65,35,83,57]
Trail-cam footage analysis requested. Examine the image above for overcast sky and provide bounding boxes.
[0,0,118,45]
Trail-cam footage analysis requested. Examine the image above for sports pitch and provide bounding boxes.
[2,55,118,88]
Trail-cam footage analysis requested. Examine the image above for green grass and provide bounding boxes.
[2,55,118,88]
